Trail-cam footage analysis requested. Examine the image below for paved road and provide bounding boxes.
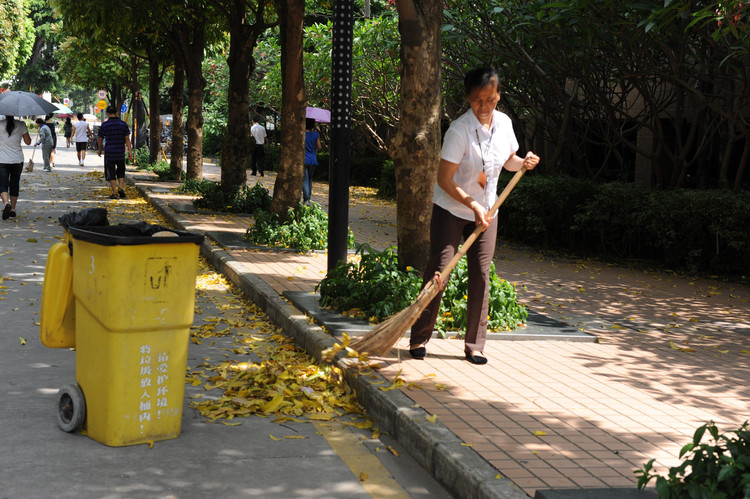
[0,144,451,499]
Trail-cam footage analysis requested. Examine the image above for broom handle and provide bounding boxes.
[436,167,527,286]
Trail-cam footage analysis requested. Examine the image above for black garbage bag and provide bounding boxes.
[58,208,109,229]
[67,222,204,246]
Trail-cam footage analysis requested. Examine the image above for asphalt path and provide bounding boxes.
[0,144,451,499]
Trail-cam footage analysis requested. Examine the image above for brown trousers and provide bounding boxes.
[410,204,499,352]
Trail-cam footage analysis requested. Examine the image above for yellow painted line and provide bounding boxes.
[313,421,410,498]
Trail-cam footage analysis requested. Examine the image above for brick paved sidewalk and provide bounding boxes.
[132,167,750,497]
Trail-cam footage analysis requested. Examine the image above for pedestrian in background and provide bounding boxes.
[250,117,266,177]
[63,117,73,148]
[97,105,132,199]
[44,114,57,168]
[35,118,54,172]
[73,113,92,166]
[303,118,322,204]
[0,116,32,220]
[408,67,540,365]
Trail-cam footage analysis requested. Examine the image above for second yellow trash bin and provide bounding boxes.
[66,223,203,447]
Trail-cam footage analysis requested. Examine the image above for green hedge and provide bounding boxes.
[500,173,750,275]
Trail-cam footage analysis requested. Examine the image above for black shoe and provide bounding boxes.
[118,188,126,199]
[109,194,118,199]
[465,351,488,365]
[9,211,16,218]
[2,203,11,220]
[409,346,426,359]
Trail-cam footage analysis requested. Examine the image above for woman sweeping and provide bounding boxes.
[408,67,539,365]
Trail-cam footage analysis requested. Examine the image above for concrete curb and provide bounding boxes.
[130,177,530,498]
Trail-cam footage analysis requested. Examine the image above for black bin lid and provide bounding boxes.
[68,222,204,246]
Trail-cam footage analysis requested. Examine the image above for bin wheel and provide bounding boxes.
[57,384,86,433]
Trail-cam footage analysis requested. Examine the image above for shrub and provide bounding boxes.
[246,201,355,252]
[317,245,528,334]
[317,245,421,319]
[193,182,272,214]
[177,177,216,196]
[377,160,396,200]
[133,147,151,168]
[637,421,750,498]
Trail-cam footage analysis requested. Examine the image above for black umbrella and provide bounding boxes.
[0,91,59,117]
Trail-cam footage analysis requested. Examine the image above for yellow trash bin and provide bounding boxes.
[57,223,203,447]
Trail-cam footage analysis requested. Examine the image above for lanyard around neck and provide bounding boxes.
[475,127,494,173]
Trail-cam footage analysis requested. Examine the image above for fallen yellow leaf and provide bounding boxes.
[534,431,547,437]
[269,434,281,441]
[426,413,437,423]
[359,472,368,482]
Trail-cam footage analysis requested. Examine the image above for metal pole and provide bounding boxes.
[327,0,354,271]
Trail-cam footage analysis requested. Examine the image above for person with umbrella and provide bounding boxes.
[303,118,322,204]
[0,115,32,220]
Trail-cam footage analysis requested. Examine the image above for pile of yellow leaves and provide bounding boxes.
[190,338,363,421]
[188,267,365,423]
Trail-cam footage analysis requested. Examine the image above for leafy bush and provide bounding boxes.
[317,245,421,319]
[150,160,179,180]
[177,177,217,196]
[377,160,396,200]
[316,245,528,334]
[193,182,271,214]
[637,421,750,498]
[133,147,151,168]
[499,173,750,275]
[246,201,355,252]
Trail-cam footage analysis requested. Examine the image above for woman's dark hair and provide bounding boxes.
[5,115,15,137]
[35,118,45,126]
[77,112,84,121]
[463,67,500,97]
[306,118,316,130]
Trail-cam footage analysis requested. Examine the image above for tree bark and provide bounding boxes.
[148,54,162,165]
[173,21,206,180]
[219,0,272,193]
[170,54,185,180]
[270,0,305,218]
[392,0,443,272]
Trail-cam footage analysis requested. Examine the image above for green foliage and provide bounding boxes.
[377,160,396,200]
[248,14,401,156]
[177,177,216,196]
[150,160,178,181]
[637,421,750,498]
[0,0,34,81]
[193,182,271,215]
[434,258,528,336]
[133,147,151,168]
[316,245,528,334]
[246,201,355,253]
[10,0,57,92]
[501,174,750,275]
[317,245,421,319]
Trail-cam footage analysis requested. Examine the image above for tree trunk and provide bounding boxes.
[148,55,162,165]
[270,0,305,218]
[392,0,442,272]
[170,55,185,180]
[220,0,266,193]
[173,22,206,180]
